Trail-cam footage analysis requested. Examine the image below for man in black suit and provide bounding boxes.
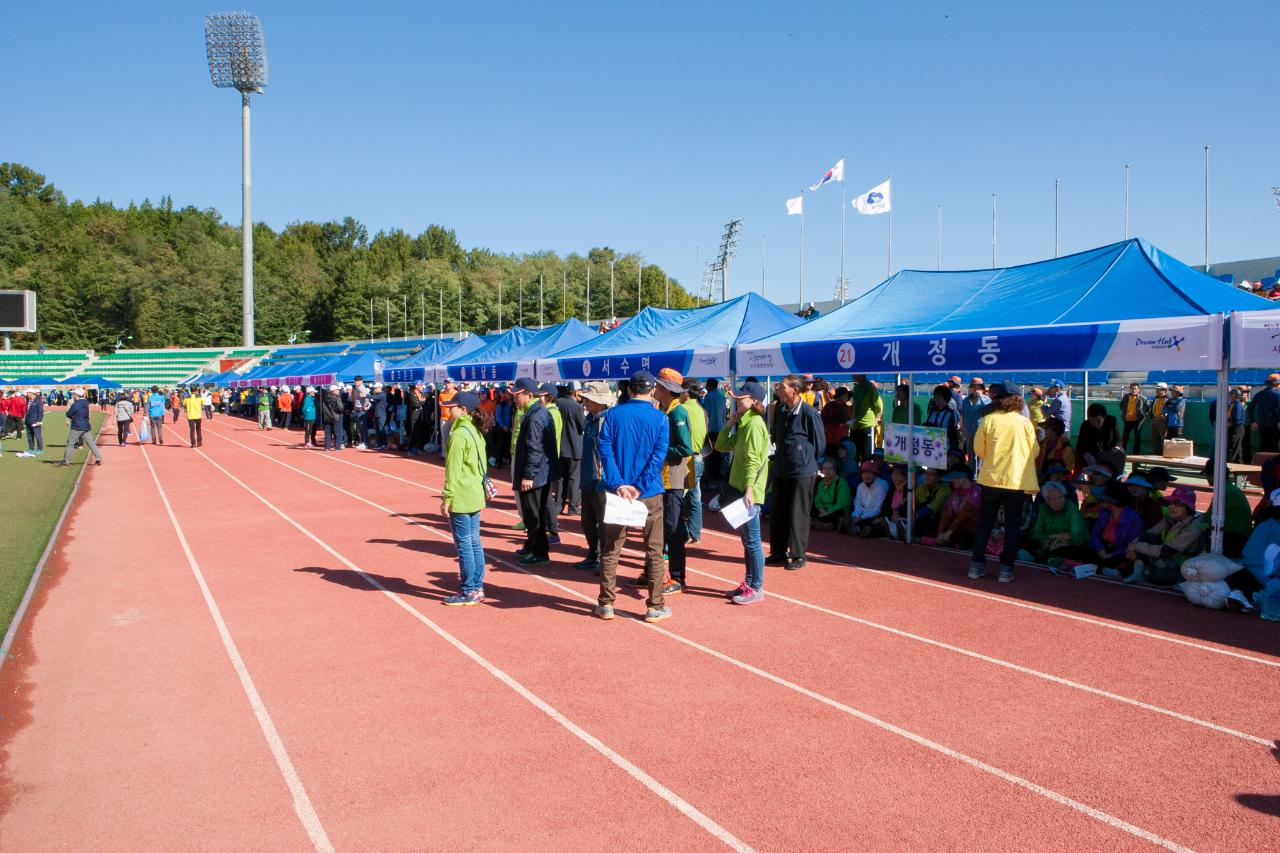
[555,384,586,515]
[512,377,559,566]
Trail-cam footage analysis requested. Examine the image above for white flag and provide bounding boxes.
[852,178,891,215]
[809,158,844,191]
[785,195,803,216]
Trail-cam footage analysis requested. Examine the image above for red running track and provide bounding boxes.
[1,414,1277,851]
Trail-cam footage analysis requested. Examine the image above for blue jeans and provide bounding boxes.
[449,511,485,594]
[739,508,764,591]
[324,422,339,450]
[687,455,704,541]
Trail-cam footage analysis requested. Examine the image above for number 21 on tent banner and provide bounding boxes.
[884,424,948,468]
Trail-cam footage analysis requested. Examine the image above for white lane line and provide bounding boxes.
[139,445,335,853]
[176,436,751,853]
[211,424,1280,733]
[203,428,1198,853]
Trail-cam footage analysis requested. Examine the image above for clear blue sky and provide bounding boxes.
[6,0,1279,304]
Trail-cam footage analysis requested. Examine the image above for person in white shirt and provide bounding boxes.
[848,461,889,537]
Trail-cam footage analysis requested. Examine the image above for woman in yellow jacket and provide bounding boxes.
[968,381,1039,583]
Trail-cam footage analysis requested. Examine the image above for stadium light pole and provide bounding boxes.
[205,12,267,348]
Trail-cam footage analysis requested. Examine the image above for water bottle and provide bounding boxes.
[1261,578,1280,622]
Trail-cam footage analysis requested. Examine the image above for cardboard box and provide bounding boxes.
[1163,438,1194,459]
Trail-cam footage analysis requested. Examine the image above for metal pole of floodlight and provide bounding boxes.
[205,12,267,347]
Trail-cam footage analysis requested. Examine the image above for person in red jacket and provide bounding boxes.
[9,391,28,441]
[820,387,851,457]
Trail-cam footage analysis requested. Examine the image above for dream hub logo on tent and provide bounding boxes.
[1134,335,1185,352]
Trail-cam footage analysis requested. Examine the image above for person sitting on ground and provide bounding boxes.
[1078,461,1119,524]
[848,461,889,537]
[1018,481,1090,564]
[812,458,852,531]
[877,465,911,540]
[1196,459,1253,558]
[913,467,951,540]
[1089,484,1145,578]
[1037,416,1076,476]
[1123,473,1165,530]
[1075,403,1120,468]
[929,465,981,550]
[1126,486,1203,585]
[1238,491,1280,606]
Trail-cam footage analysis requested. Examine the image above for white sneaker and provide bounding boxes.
[16,451,32,458]
[357,443,367,450]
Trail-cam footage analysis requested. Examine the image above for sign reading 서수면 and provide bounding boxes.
[884,424,949,467]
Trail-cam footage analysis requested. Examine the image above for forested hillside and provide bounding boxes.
[0,163,693,349]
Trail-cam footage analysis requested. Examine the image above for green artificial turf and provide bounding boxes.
[0,410,105,640]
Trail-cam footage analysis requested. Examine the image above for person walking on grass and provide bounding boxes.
[184,387,205,447]
[17,388,44,457]
[57,389,101,467]
[968,382,1039,583]
[440,391,489,606]
[573,381,615,576]
[511,377,558,567]
[594,371,671,623]
[114,392,135,447]
[146,386,166,445]
[715,381,771,605]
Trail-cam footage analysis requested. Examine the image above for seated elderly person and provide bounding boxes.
[1126,486,1204,585]
[913,467,951,540]
[925,465,981,550]
[1018,481,1090,564]
[812,458,852,531]
[848,461,889,537]
[1075,403,1121,468]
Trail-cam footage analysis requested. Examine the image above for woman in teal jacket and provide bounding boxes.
[441,391,489,606]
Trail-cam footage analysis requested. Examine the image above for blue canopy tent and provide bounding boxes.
[537,294,804,382]
[446,320,595,382]
[738,238,1273,556]
[3,375,65,386]
[738,239,1272,376]
[61,375,122,388]
[383,334,503,384]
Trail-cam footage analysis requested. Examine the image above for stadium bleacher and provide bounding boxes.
[76,349,228,387]
[0,350,94,381]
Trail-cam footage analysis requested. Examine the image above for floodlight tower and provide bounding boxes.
[205,12,267,347]
[712,218,742,302]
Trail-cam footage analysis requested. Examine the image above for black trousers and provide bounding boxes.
[561,457,582,512]
[581,490,606,561]
[517,485,551,559]
[663,489,691,584]
[117,419,131,443]
[1121,419,1144,454]
[188,419,203,446]
[971,486,1027,569]
[1259,425,1279,455]
[705,431,722,482]
[769,475,816,561]
[849,429,873,462]
[1227,425,1244,463]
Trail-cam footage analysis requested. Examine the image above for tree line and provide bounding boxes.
[0,162,696,350]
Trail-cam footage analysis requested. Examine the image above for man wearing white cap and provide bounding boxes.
[1149,382,1170,455]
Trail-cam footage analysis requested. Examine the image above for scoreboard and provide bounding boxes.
[0,290,36,333]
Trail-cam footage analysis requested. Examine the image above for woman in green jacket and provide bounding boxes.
[441,391,489,606]
[715,381,771,605]
[812,458,852,531]
[1018,481,1091,564]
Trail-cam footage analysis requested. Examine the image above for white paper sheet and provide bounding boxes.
[719,497,759,530]
[604,492,649,527]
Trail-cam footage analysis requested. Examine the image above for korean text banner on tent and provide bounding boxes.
[1229,309,1280,368]
[538,347,727,383]
[738,315,1220,375]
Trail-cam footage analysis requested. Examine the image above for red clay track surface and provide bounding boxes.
[2,415,1278,851]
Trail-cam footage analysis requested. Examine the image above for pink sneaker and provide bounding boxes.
[732,587,765,606]
[725,581,749,600]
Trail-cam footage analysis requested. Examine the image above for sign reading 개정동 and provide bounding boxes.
[884,424,949,468]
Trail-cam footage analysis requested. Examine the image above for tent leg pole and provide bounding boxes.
[1083,370,1089,417]
[1210,315,1229,555]
[906,373,915,543]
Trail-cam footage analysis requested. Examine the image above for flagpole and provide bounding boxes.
[1054,178,1060,258]
[886,174,893,277]
[761,234,766,296]
[991,193,997,269]
[1124,164,1130,240]
[839,154,847,305]
[1204,145,1210,270]
[664,251,669,308]
[585,264,591,325]
[562,266,567,323]
[799,193,806,308]
[936,203,942,271]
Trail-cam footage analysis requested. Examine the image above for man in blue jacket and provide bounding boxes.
[147,385,167,445]
[57,388,101,467]
[1250,373,1280,454]
[595,371,671,623]
[512,376,559,566]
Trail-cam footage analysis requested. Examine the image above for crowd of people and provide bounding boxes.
[4,369,1279,621]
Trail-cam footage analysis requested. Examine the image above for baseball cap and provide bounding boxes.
[1124,474,1153,490]
[656,367,685,394]
[72,387,84,396]
[948,375,962,385]
[1048,378,1064,388]
[579,381,616,406]
[969,377,985,388]
[306,388,316,395]
[995,381,1023,397]
[538,382,557,397]
[512,377,540,395]
[628,371,656,392]
[1155,381,1169,390]
[729,380,767,402]
[1270,487,1280,506]
[1082,463,1116,478]
[1142,466,1178,483]
[444,390,480,410]
[1268,373,1280,385]
[942,465,973,482]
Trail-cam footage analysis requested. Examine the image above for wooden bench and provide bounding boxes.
[1125,453,1262,490]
